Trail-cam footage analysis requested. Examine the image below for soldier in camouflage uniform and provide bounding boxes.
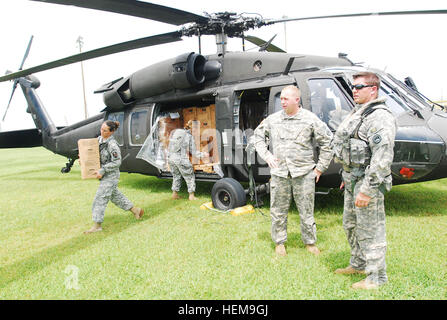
[84,120,144,234]
[332,72,396,289]
[168,120,207,201]
[254,85,333,256]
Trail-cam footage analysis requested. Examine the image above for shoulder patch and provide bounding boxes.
[372,134,382,144]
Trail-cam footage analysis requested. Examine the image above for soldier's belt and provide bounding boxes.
[343,162,369,173]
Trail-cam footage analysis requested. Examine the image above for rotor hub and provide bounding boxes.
[182,12,269,38]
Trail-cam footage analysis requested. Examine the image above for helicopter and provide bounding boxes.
[1,0,447,211]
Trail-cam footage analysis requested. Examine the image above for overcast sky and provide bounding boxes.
[1,0,446,131]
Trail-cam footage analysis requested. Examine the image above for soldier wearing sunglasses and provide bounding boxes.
[332,72,397,289]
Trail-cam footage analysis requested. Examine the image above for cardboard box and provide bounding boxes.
[182,107,197,124]
[78,138,100,179]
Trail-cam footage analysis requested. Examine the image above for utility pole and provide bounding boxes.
[76,36,88,119]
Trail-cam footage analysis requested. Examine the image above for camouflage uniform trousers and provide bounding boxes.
[270,170,317,245]
[342,170,387,285]
[92,174,134,223]
[168,158,196,193]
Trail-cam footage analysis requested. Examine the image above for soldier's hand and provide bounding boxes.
[94,171,103,179]
[314,168,322,183]
[266,156,280,169]
[355,192,371,208]
[340,181,345,190]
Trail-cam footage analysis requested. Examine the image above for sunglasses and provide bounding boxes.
[351,84,375,90]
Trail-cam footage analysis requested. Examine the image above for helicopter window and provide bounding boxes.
[308,79,352,131]
[130,110,148,145]
[107,112,124,146]
[378,82,411,116]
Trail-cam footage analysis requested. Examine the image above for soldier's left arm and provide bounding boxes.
[313,118,334,173]
[359,110,397,197]
[99,141,122,175]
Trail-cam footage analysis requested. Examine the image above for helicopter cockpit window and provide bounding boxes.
[130,110,148,145]
[107,112,124,145]
[308,79,352,130]
[378,82,411,116]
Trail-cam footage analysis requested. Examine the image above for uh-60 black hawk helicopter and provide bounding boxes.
[1,0,447,211]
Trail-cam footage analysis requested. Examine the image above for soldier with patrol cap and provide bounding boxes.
[168,120,207,201]
[84,120,144,234]
[253,85,333,256]
[332,71,396,289]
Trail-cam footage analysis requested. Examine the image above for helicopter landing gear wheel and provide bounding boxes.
[61,158,75,174]
[211,178,246,211]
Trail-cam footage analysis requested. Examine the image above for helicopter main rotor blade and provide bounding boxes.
[244,35,286,53]
[268,9,447,24]
[30,0,209,25]
[0,31,182,83]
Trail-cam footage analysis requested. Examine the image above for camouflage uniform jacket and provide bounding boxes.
[167,128,202,162]
[253,108,333,178]
[332,97,397,197]
[98,135,122,179]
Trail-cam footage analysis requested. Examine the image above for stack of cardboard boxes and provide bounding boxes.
[158,104,219,173]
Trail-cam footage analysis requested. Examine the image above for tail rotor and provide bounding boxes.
[2,35,34,121]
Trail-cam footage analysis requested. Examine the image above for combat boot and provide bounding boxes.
[306,244,320,255]
[275,244,287,256]
[131,207,144,219]
[351,279,379,290]
[334,265,365,275]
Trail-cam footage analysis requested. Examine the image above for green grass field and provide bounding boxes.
[0,147,446,299]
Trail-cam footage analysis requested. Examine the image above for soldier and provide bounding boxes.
[253,85,333,256]
[84,120,144,234]
[332,72,396,289]
[168,120,207,201]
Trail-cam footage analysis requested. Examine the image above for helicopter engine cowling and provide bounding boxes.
[131,52,207,99]
[103,52,220,109]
